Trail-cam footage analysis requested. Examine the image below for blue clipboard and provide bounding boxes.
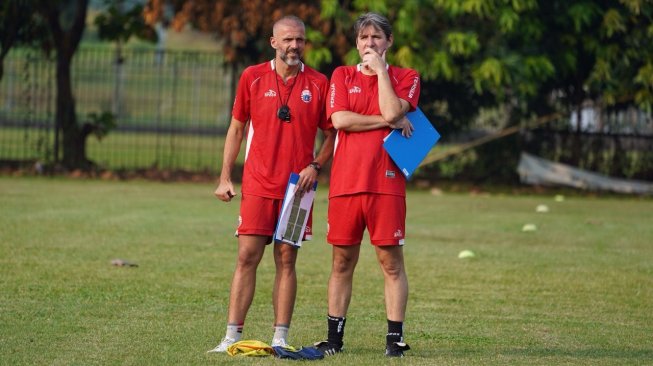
[382,107,440,179]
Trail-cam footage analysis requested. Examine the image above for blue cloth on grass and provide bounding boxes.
[272,346,324,360]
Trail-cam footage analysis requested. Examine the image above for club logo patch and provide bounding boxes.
[301,89,312,103]
[265,89,277,97]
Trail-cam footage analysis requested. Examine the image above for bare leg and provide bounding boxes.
[327,245,361,317]
[273,242,298,326]
[226,234,268,324]
[375,245,408,321]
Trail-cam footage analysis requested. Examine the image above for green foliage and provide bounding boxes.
[305,27,332,67]
[93,0,157,44]
[497,6,520,33]
[0,0,51,81]
[472,57,506,94]
[602,8,627,37]
[321,0,339,18]
[85,111,116,141]
[634,63,653,111]
[428,50,457,80]
[567,2,601,32]
[353,0,388,14]
[314,0,653,130]
[444,31,479,57]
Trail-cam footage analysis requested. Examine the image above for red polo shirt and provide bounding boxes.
[327,64,420,198]
[233,61,331,199]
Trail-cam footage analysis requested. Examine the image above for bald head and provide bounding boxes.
[273,15,305,37]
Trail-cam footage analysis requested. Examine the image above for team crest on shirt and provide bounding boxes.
[300,89,312,103]
[265,89,277,97]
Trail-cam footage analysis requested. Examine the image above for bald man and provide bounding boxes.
[208,15,335,352]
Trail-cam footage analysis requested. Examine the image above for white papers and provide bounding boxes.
[383,107,441,179]
[274,173,317,247]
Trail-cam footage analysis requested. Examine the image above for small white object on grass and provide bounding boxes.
[522,223,537,232]
[458,250,476,259]
[536,204,549,213]
[111,259,138,267]
[430,187,443,196]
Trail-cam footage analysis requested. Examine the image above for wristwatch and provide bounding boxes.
[308,161,321,174]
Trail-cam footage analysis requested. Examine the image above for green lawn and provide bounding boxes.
[0,127,246,171]
[1,176,651,365]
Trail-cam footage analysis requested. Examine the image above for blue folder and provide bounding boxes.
[382,107,440,179]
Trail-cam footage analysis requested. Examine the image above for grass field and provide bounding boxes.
[1,176,652,365]
[0,127,248,171]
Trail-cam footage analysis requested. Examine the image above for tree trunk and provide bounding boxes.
[38,0,89,169]
[56,49,87,169]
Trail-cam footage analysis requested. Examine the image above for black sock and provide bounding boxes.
[327,315,346,346]
[386,319,403,345]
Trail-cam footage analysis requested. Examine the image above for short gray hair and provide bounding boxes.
[273,15,305,35]
[353,12,392,39]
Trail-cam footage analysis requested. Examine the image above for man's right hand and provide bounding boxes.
[214,181,237,202]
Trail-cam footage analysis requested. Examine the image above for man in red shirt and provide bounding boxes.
[314,12,419,358]
[208,15,335,352]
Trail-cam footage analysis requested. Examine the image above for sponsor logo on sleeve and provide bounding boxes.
[329,83,336,108]
[408,76,419,99]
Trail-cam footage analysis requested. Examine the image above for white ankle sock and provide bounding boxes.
[226,323,243,341]
[272,324,289,342]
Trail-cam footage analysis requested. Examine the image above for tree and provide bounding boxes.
[2,0,160,170]
[36,0,90,169]
[0,0,51,82]
[144,0,327,102]
[145,0,558,130]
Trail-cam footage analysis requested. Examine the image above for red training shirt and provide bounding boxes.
[327,64,420,198]
[233,61,331,199]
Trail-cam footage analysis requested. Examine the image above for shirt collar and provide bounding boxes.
[270,59,304,73]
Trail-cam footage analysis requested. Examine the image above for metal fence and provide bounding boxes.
[0,46,233,171]
[2,46,652,181]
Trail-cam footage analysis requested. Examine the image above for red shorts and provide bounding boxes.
[327,193,405,246]
[237,194,313,244]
